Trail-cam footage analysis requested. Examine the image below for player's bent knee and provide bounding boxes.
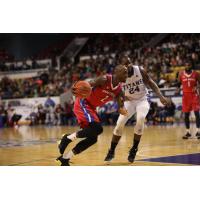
[135,127,144,135]
[113,124,124,136]
[135,117,145,135]
[90,122,103,135]
[90,136,98,144]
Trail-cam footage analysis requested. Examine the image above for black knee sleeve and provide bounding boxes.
[90,122,103,135]
[194,111,200,128]
[184,112,190,129]
[73,136,98,154]
[77,122,103,138]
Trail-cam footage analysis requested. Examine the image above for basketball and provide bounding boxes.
[73,80,92,98]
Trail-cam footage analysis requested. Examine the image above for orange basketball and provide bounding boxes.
[72,80,92,98]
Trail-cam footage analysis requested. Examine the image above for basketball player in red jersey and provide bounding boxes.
[56,65,128,166]
[178,61,200,139]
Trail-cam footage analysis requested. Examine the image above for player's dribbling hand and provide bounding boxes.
[71,82,78,95]
[71,86,77,96]
[118,107,128,116]
[160,96,171,106]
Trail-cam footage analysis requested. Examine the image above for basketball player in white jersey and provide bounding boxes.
[104,56,171,163]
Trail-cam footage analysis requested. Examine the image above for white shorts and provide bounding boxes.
[114,98,150,135]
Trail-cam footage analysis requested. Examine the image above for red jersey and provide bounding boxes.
[86,74,122,108]
[180,70,200,93]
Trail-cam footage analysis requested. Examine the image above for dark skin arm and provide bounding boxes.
[139,66,171,106]
[197,72,200,81]
[115,90,128,115]
[197,72,200,99]
[72,77,128,115]
[71,76,107,95]
[175,72,182,93]
[115,90,124,108]
[88,76,107,87]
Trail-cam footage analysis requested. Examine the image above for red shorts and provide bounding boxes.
[73,98,100,128]
[182,92,200,112]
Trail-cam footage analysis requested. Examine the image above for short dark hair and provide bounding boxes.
[118,55,130,65]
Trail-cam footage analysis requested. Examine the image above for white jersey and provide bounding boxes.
[122,65,148,101]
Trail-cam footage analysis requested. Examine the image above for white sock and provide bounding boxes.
[67,132,77,141]
[63,150,74,159]
[196,128,200,133]
[186,129,190,133]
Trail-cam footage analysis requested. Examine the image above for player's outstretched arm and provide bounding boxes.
[197,72,200,81]
[115,90,128,116]
[71,76,107,96]
[139,66,171,106]
[176,71,182,91]
[197,72,200,98]
[89,76,107,87]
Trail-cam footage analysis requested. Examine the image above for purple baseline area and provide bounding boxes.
[140,153,200,165]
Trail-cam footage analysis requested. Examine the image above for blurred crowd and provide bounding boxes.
[1,33,200,128]
[0,68,72,99]
[0,96,76,128]
[1,34,200,100]
[78,33,200,86]
[0,96,180,128]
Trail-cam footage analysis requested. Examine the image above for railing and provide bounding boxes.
[144,33,170,48]
[57,37,89,68]
[0,59,51,73]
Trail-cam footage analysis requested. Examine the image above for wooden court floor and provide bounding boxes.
[0,125,200,166]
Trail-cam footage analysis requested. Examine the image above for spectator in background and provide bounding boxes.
[103,102,119,125]
[7,104,22,129]
[29,106,38,126]
[60,87,73,108]
[174,104,183,124]
[0,104,7,128]
[37,104,46,124]
[165,99,176,124]
[39,71,49,85]
[109,101,119,125]
[45,104,55,125]
[54,104,63,125]
[61,102,75,126]
[158,106,168,124]
[45,96,55,108]
[146,102,159,125]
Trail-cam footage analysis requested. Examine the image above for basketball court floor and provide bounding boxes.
[0,125,200,166]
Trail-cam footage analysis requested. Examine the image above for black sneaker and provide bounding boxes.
[182,132,192,139]
[128,148,138,163]
[196,132,200,137]
[56,155,70,166]
[58,134,72,154]
[104,150,115,162]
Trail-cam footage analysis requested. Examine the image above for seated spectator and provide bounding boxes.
[54,104,63,125]
[29,109,38,126]
[7,105,22,129]
[158,106,168,124]
[146,102,159,125]
[44,104,55,125]
[165,100,176,124]
[37,104,46,124]
[45,96,55,108]
[0,104,7,128]
[174,104,183,124]
[61,102,75,126]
